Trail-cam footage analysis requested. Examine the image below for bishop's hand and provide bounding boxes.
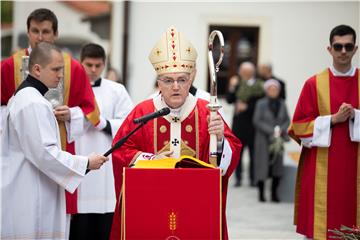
[151,150,174,160]
[207,114,224,142]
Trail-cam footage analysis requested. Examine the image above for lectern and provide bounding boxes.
[121,168,222,239]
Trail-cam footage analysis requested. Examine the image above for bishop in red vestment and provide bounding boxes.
[110,26,241,240]
[0,8,101,214]
[289,25,359,240]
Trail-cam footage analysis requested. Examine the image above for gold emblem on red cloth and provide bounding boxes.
[165,211,180,240]
[185,125,193,133]
[169,211,177,231]
[160,125,167,133]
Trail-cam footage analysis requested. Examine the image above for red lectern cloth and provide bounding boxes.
[122,168,222,240]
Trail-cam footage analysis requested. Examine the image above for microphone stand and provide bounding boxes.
[103,121,146,157]
[86,121,146,174]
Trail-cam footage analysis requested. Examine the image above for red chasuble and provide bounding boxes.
[110,97,241,240]
[1,49,100,213]
[289,68,360,239]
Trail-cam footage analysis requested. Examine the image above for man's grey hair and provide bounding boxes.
[259,62,273,71]
[239,61,255,72]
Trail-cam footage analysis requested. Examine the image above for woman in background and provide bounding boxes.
[253,79,290,202]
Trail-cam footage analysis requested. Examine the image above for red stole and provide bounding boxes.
[289,68,360,239]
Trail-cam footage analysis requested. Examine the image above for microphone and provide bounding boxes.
[133,107,170,124]
[85,108,171,174]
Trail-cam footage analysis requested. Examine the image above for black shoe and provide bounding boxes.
[271,195,280,203]
[234,180,242,187]
[258,181,266,202]
[271,177,281,203]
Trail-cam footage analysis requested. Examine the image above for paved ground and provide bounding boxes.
[216,102,303,239]
[226,156,302,240]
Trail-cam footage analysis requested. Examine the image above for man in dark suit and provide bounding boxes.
[226,62,264,187]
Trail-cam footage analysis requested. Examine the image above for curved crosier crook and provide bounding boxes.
[207,30,225,167]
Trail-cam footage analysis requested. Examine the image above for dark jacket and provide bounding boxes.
[226,77,264,144]
[252,97,290,181]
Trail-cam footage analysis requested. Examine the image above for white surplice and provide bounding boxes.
[1,86,88,240]
[75,78,133,213]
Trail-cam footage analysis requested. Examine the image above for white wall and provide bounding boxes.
[110,2,125,76]
[13,2,109,57]
[126,1,359,153]
[127,1,359,109]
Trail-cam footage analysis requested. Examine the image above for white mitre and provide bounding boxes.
[149,26,198,75]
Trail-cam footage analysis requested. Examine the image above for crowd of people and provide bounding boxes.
[226,61,290,202]
[1,7,359,240]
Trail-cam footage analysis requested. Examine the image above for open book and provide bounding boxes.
[133,155,215,169]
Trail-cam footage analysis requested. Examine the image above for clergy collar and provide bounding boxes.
[153,93,197,122]
[15,74,49,96]
[160,97,181,116]
[330,65,356,77]
[92,78,102,87]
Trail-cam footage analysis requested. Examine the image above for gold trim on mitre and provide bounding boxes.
[149,26,197,74]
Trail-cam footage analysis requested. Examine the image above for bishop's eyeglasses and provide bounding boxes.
[157,77,190,87]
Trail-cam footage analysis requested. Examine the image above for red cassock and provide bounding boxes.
[110,97,241,240]
[289,68,360,239]
[1,49,100,213]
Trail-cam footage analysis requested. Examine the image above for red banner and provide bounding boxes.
[122,168,222,239]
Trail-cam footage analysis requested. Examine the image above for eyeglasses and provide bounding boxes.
[332,43,355,52]
[158,77,190,86]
